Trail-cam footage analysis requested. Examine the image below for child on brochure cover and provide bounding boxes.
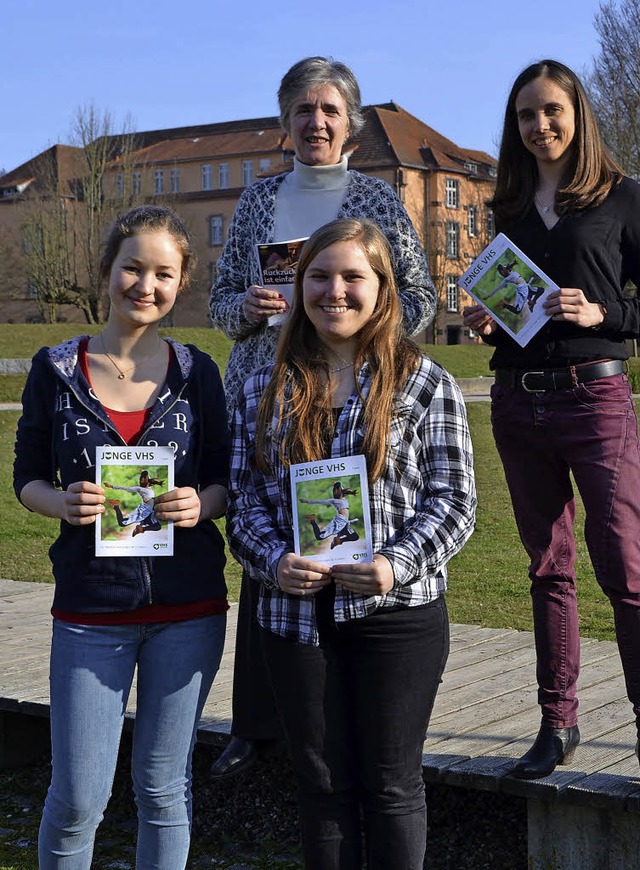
[13,205,230,869]
[226,217,476,869]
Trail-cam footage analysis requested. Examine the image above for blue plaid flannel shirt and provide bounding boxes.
[227,356,477,645]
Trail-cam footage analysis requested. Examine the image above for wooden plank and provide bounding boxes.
[0,579,638,818]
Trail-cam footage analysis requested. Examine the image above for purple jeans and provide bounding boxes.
[491,373,640,731]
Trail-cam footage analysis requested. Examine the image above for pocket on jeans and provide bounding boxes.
[574,376,632,412]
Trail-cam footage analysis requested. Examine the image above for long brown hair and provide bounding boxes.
[255,219,421,483]
[490,59,622,223]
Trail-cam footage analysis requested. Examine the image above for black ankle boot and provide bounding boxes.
[511,724,580,779]
[210,737,257,780]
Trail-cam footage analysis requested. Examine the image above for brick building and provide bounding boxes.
[0,104,496,342]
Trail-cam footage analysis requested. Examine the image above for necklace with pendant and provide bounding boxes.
[535,192,554,215]
[100,335,159,380]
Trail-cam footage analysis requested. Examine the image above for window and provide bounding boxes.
[468,205,477,237]
[202,164,213,191]
[464,161,478,175]
[170,167,180,194]
[154,169,164,195]
[486,208,495,238]
[242,160,254,187]
[445,178,459,208]
[132,171,141,196]
[446,221,459,258]
[115,172,124,198]
[219,163,229,189]
[446,277,459,312]
[259,158,271,173]
[209,215,223,246]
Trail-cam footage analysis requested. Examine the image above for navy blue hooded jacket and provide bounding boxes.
[14,336,229,613]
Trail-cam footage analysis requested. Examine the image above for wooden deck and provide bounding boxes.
[1,577,639,868]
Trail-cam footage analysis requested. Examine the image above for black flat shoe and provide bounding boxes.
[511,724,580,780]
[210,737,257,780]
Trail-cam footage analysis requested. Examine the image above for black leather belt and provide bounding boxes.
[494,359,624,393]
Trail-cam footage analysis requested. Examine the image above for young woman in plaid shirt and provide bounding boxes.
[227,218,476,870]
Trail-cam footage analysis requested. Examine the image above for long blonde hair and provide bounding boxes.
[255,218,420,482]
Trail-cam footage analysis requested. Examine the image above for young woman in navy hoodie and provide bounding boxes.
[14,205,230,869]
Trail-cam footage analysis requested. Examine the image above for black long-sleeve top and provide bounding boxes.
[486,176,640,369]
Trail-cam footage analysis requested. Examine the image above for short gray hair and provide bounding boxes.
[278,56,365,138]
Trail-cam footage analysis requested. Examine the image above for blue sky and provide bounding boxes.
[3,0,605,173]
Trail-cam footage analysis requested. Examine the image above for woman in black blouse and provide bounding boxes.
[464,59,640,779]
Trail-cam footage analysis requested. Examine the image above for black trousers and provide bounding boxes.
[229,570,282,740]
[262,592,450,870]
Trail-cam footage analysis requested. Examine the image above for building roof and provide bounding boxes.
[1,103,497,196]
[367,103,495,175]
[116,127,287,168]
[0,145,86,198]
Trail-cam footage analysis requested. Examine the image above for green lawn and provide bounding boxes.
[1,400,617,642]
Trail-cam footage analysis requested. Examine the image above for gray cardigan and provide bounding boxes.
[209,169,435,413]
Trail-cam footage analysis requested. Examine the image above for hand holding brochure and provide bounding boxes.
[458,233,558,347]
[256,237,307,326]
[290,454,373,567]
[96,445,174,557]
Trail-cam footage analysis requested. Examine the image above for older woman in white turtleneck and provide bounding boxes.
[208,54,435,779]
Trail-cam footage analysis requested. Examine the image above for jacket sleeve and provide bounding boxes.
[345,176,436,336]
[209,186,266,342]
[13,351,58,503]
[225,374,289,588]
[377,370,477,584]
[191,351,231,490]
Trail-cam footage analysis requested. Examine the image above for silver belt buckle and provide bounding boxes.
[521,370,546,393]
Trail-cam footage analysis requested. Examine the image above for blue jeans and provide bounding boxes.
[38,614,226,869]
[492,373,640,730]
[262,594,449,870]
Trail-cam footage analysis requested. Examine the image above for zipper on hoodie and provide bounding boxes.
[62,378,189,607]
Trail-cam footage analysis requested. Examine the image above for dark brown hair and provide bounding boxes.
[255,218,421,483]
[491,59,622,223]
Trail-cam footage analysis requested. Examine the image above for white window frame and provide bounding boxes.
[154,169,164,195]
[115,172,124,198]
[445,178,459,209]
[242,160,254,187]
[446,221,459,258]
[259,158,271,173]
[219,163,229,189]
[209,215,223,246]
[486,208,495,238]
[132,170,141,196]
[202,164,213,191]
[468,205,477,237]
[170,167,180,194]
[446,276,459,312]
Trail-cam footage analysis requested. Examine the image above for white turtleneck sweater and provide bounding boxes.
[273,156,350,241]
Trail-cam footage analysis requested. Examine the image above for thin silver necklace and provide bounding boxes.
[535,192,554,215]
[100,335,159,380]
[327,357,353,374]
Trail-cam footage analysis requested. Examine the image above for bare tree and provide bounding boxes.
[587,0,640,178]
[17,105,142,324]
[71,105,140,322]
